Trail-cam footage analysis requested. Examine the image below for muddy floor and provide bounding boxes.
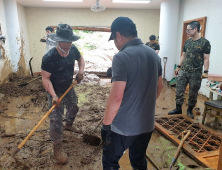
[0,75,219,170]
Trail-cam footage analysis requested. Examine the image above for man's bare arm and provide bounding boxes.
[77,56,85,74]
[103,81,126,125]
[203,53,210,71]
[41,70,56,97]
[178,52,186,66]
[157,76,163,99]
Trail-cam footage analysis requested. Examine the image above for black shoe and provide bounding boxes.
[168,104,182,115]
[187,106,194,119]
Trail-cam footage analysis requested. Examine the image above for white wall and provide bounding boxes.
[176,0,222,98]
[17,3,31,71]
[0,0,12,83]
[4,0,21,72]
[159,0,180,81]
[25,8,160,72]
[0,1,31,83]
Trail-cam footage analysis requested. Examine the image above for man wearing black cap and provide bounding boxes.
[101,17,163,170]
[41,24,85,164]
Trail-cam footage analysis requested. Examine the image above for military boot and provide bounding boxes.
[53,140,68,164]
[64,122,82,133]
[168,104,182,115]
[187,106,194,119]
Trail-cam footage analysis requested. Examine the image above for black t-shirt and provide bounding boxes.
[145,42,160,51]
[41,45,81,93]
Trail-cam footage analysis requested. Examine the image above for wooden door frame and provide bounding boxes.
[180,17,207,56]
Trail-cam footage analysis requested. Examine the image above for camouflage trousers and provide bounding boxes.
[176,70,202,107]
[47,88,78,141]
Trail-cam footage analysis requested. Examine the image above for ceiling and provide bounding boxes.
[16,0,161,9]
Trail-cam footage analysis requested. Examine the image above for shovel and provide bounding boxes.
[146,130,191,170]
[169,130,191,170]
[13,80,78,154]
[83,117,103,146]
[163,57,168,79]
[18,76,41,87]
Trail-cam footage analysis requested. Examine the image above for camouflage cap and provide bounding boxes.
[48,24,79,42]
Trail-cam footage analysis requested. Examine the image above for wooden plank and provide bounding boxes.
[51,26,111,32]
[72,26,111,32]
[217,142,222,170]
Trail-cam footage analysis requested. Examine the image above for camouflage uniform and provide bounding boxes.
[176,37,211,107]
[47,88,78,141]
[145,42,160,51]
[41,45,81,142]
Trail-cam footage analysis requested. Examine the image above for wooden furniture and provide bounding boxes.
[218,142,222,170]
[204,85,222,101]
[155,115,222,169]
[202,100,222,125]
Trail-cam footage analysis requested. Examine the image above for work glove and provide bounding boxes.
[201,72,208,79]
[107,67,112,77]
[52,96,60,106]
[101,124,111,145]
[175,65,181,75]
[40,38,46,42]
[76,73,83,84]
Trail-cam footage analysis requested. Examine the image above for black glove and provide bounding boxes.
[107,67,112,77]
[76,73,83,84]
[101,124,111,145]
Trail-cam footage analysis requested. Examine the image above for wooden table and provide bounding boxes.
[204,85,222,101]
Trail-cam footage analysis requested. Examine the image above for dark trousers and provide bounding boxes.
[102,130,153,170]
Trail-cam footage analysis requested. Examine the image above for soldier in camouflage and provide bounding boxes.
[41,24,85,164]
[168,21,211,119]
[145,35,160,54]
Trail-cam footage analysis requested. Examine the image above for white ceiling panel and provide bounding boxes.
[16,0,161,9]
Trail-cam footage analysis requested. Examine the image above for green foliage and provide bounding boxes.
[73,30,80,35]
[83,30,93,34]
[177,163,186,170]
[84,43,97,50]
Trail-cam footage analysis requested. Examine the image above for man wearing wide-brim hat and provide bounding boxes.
[41,24,85,164]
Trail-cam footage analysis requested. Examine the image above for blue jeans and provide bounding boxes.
[102,130,153,170]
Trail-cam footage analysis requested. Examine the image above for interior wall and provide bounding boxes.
[176,0,222,98]
[0,0,13,83]
[17,3,31,74]
[25,8,160,72]
[4,0,22,73]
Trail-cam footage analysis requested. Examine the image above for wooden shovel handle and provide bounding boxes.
[169,130,191,169]
[14,80,77,154]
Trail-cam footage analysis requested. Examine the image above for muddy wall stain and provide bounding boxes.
[17,35,30,77]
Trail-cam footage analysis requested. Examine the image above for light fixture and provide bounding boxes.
[113,0,151,3]
[91,0,106,12]
[43,0,82,1]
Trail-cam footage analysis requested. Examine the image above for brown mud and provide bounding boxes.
[0,76,217,169]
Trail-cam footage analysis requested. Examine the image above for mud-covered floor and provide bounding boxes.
[0,75,219,170]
